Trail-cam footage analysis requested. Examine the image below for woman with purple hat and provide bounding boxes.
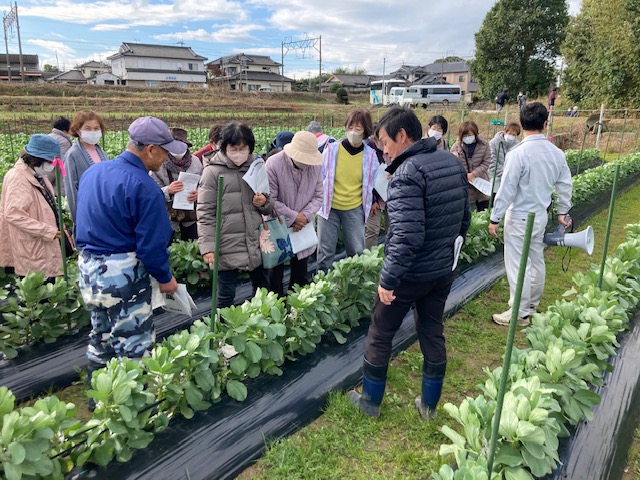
[0,134,67,280]
[150,127,203,241]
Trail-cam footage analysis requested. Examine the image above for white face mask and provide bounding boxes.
[462,135,476,145]
[504,134,517,144]
[80,130,102,145]
[346,131,364,147]
[35,162,55,175]
[428,129,443,141]
[227,150,249,166]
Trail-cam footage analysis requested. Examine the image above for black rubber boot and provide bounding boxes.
[348,359,388,418]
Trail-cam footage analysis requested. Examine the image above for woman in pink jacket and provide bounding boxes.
[0,134,64,280]
[266,131,323,296]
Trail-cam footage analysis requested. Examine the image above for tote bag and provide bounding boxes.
[259,214,294,269]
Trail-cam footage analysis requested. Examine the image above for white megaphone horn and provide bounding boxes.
[543,217,594,255]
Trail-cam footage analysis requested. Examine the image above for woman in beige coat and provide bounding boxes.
[197,122,274,308]
[451,120,492,212]
[0,134,64,279]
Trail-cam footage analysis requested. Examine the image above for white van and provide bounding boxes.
[388,87,405,105]
[401,84,462,108]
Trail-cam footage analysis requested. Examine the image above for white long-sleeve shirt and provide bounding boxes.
[490,134,572,223]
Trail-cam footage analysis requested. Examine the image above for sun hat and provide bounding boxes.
[274,130,294,149]
[170,127,193,148]
[128,116,187,156]
[283,131,324,166]
[24,134,61,162]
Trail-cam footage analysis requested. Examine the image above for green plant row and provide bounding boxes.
[564,148,600,174]
[0,246,384,479]
[433,223,640,480]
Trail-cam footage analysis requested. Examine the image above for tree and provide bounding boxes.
[336,87,349,104]
[433,56,465,63]
[471,0,568,100]
[562,0,640,108]
[43,64,59,73]
[333,66,367,75]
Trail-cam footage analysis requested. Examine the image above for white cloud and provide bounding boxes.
[154,24,266,43]
[20,0,249,29]
[27,39,75,58]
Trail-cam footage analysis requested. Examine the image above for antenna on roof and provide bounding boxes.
[177,39,185,47]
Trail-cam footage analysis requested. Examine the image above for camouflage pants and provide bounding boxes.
[78,251,154,365]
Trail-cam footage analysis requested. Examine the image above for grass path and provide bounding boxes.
[238,183,640,480]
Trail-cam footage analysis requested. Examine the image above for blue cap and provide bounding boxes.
[24,134,61,162]
[275,130,294,148]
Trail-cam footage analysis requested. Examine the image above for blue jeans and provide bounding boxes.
[317,206,365,271]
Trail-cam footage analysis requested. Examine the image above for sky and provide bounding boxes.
[4,0,582,80]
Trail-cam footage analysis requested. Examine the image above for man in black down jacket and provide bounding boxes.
[349,107,470,419]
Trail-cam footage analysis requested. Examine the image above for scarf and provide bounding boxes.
[164,151,193,174]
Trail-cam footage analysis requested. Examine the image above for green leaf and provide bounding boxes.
[112,384,132,405]
[92,443,115,466]
[331,330,347,344]
[495,444,523,467]
[244,341,262,363]
[504,466,534,480]
[95,371,112,394]
[8,441,26,464]
[226,379,248,401]
[229,355,248,375]
[266,342,284,363]
[3,462,21,480]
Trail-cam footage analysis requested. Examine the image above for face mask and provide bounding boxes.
[462,135,476,145]
[171,151,186,161]
[346,131,364,147]
[428,129,443,141]
[504,134,517,144]
[35,162,54,175]
[227,150,248,166]
[80,130,102,145]
[293,161,309,170]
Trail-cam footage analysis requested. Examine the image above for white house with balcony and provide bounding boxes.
[108,43,207,88]
[207,53,294,92]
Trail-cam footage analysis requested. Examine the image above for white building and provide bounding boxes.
[108,43,207,88]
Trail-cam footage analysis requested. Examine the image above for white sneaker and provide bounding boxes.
[492,310,530,327]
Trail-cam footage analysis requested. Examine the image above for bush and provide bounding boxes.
[336,87,349,105]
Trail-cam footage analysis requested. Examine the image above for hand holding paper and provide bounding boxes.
[243,158,270,195]
[172,172,201,210]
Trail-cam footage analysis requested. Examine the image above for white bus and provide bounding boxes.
[401,84,462,108]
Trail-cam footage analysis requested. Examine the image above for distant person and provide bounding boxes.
[495,90,509,113]
[193,124,222,162]
[198,122,274,308]
[269,130,294,152]
[47,116,73,195]
[517,92,527,112]
[451,121,492,211]
[63,110,109,225]
[489,103,572,327]
[150,127,203,241]
[567,106,579,118]
[307,120,336,153]
[424,115,449,150]
[0,134,66,280]
[266,131,323,296]
[488,122,521,195]
[548,87,557,111]
[317,108,379,271]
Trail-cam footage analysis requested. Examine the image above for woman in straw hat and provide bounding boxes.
[266,131,323,296]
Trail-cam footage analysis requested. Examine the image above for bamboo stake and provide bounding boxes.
[598,165,620,289]
[53,158,68,282]
[211,175,224,319]
[488,142,501,211]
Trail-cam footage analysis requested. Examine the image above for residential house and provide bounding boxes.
[88,72,122,86]
[388,64,431,84]
[108,43,207,87]
[76,60,111,79]
[420,61,478,95]
[0,53,42,82]
[46,69,87,84]
[321,74,378,93]
[207,53,294,92]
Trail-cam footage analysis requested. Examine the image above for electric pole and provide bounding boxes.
[281,34,322,93]
[3,2,24,82]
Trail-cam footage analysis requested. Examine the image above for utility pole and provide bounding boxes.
[319,35,322,93]
[282,34,322,94]
[3,3,24,82]
[382,54,386,106]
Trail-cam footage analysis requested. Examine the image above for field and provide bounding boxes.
[1,83,640,480]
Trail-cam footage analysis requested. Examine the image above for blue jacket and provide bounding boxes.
[380,138,470,290]
[75,151,174,283]
[319,139,379,221]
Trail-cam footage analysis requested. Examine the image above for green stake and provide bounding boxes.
[598,165,620,289]
[487,212,535,476]
[211,175,224,321]
[54,160,68,282]
[488,142,501,211]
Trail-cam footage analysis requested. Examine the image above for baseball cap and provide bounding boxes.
[128,116,188,156]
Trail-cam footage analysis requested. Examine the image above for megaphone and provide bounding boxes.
[543,217,594,255]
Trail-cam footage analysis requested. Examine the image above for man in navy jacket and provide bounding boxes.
[76,116,184,384]
[349,107,470,419]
